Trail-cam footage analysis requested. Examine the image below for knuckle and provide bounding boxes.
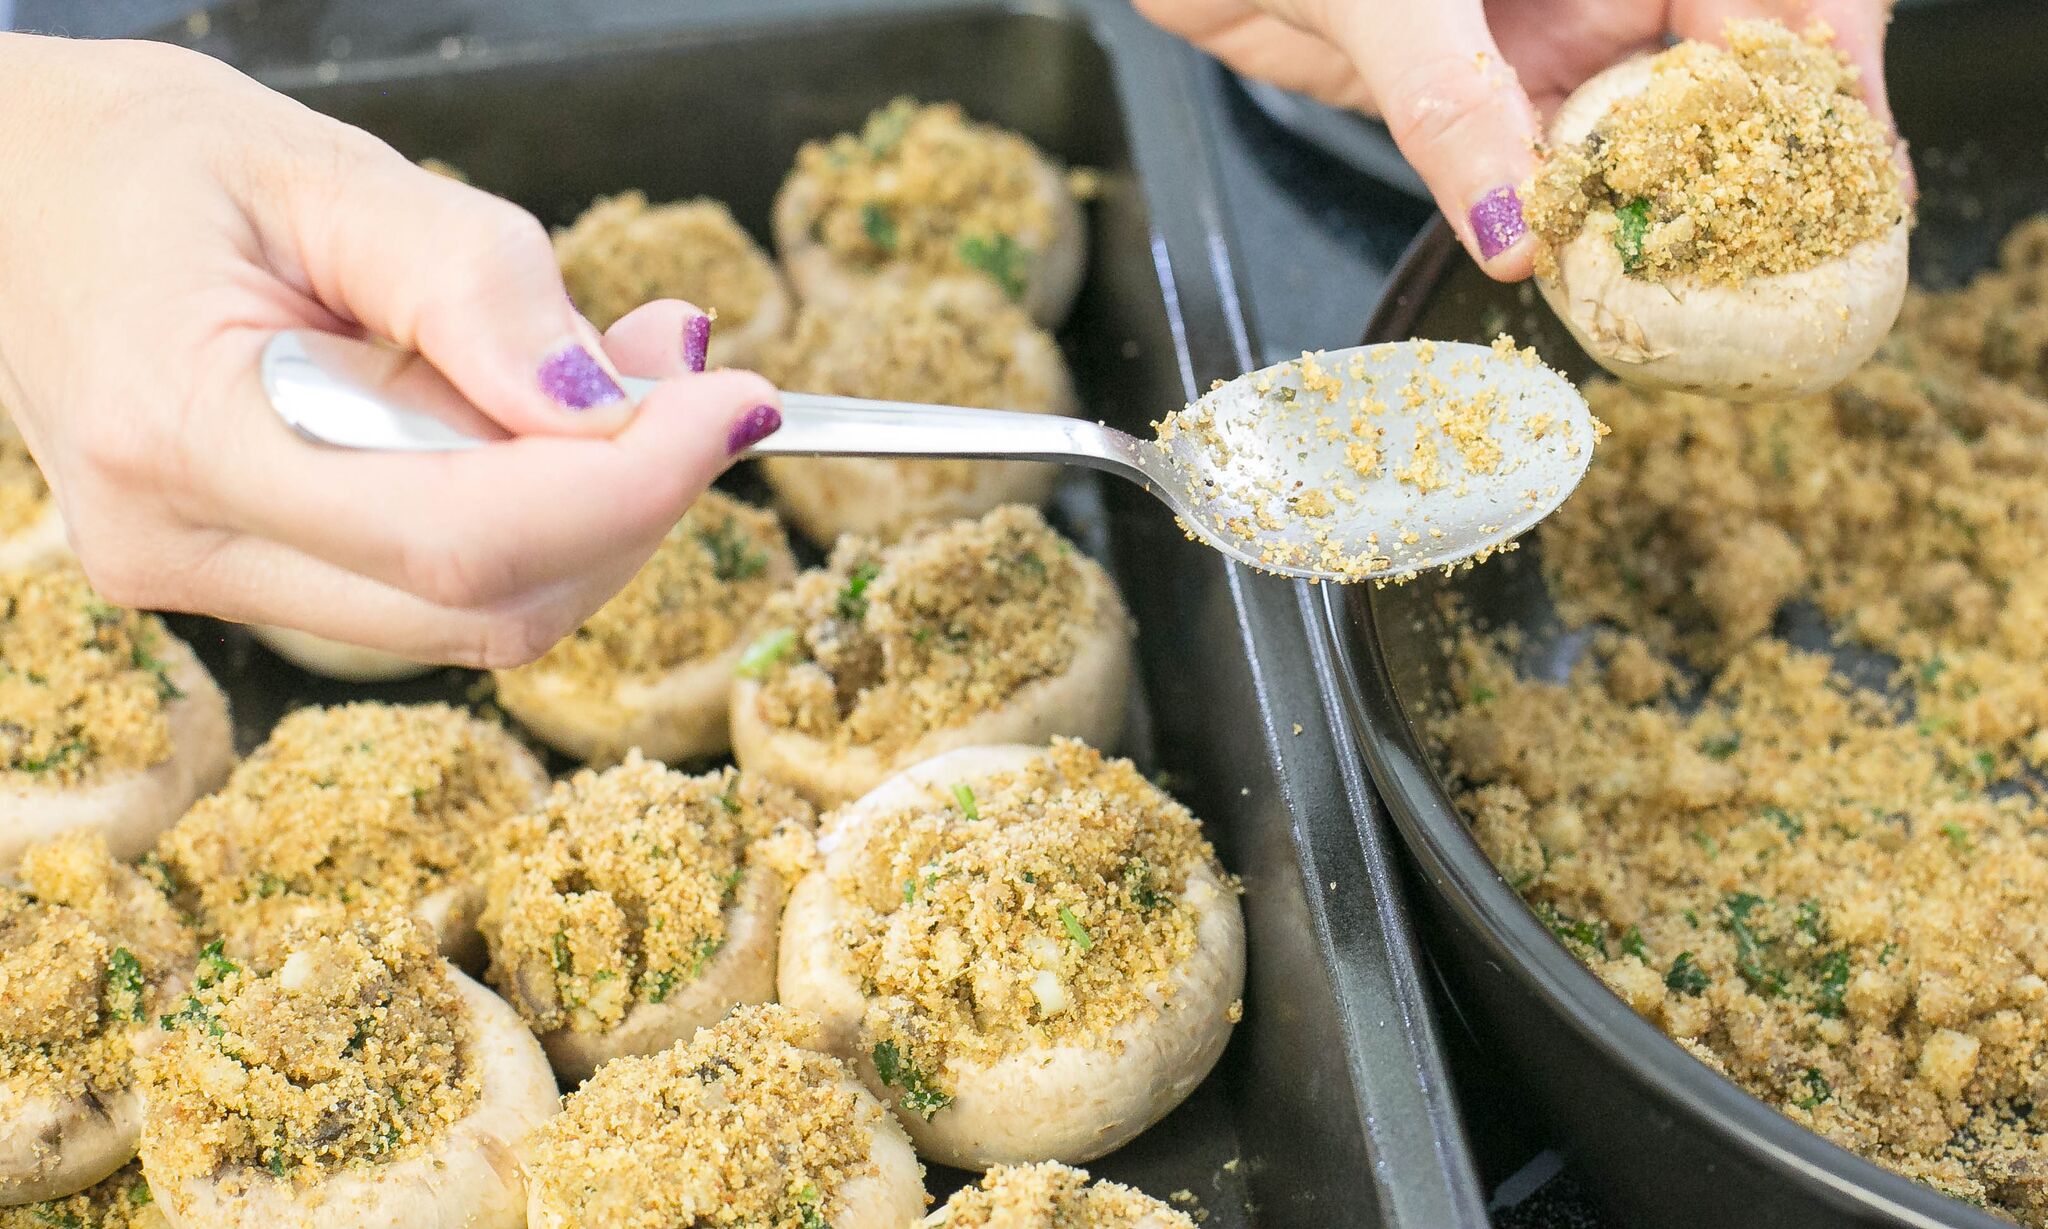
[1379,54,1506,157]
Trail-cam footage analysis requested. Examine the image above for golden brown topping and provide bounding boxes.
[21,831,192,977]
[139,912,477,1189]
[557,193,782,331]
[0,416,50,540]
[0,1159,159,1229]
[156,703,541,950]
[936,1163,1194,1228]
[745,507,1115,752]
[836,740,1217,1110]
[1527,20,1903,285]
[0,566,181,785]
[528,1005,889,1229]
[481,753,815,1034]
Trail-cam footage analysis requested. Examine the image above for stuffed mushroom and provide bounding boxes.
[925,1162,1194,1228]
[0,414,66,572]
[493,491,796,764]
[556,193,794,370]
[1526,20,1908,400]
[777,739,1245,1168]
[773,98,1087,329]
[758,279,1077,544]
[525,1004,927,1229]
[0,1159,166,1229]
[729,506,1133,810]
[137,911,558,1229]
[153,702,547,967]
[0,565,234,873]
[246,626,433,683]
[479,752,816,1083]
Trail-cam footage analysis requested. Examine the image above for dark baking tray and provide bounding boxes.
[1324,2,2044,1226]
[140,1,1491,1223]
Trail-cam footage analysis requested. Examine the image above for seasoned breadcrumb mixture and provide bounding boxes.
[934,1162,1194,1228]
[745,507,1116,753]
[527,1005,897,1229]
[0,1159,158,1229]
[140,913,477,1190]
[497,491,790,695]
[481,752,816,1035]
[557,193,782,332]
[791,98,1056,304]
[0,566,180,785]
[834,740,1217,1111]
[1444,219,2048,1220]
[1527,20,1903,285]
[156,703,540,952]
[0,417,49,539]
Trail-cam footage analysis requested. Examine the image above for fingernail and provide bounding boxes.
[1469,185,1527,261]
[538,343,625,412]
[727,404,782,455]
[683,313,712,375]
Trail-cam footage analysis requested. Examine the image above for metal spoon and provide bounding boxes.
[262,329,1595,583]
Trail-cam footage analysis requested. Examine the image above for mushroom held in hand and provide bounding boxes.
[479,753,816,1083]
[730,506,1134,810]
[138,912,557,1229]
[773,98,1087,329]
[758,279,1077,545]
[153,703,546,967]
[0,415,66,571]
[246,626,432,683]
[494,491,797,764]
[1526,20,1909,400]
[925,1162,1194,1228]
[525,1005,926,1229]
[0,566,234,873]
[777,739,1246,1168]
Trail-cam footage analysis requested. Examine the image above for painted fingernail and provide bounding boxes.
[683,313,712,375]
[727,404,782,455]
[538,343,625,412]
[1469,185,1527,261]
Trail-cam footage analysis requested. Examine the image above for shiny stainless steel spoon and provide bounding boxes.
[262,329,1595,583]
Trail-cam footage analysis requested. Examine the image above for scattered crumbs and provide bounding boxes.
[1291,724,1303,736]
[1225,999,1244,1024]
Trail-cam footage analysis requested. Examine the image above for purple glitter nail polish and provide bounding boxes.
[1469,185,1527,261]
[683,313,712,375]
[538,344,625,412]
[727,404,782,456]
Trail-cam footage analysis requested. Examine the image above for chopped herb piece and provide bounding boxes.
[1811,949,1851,1018]
[957,231,1028,302]
[1720,893,1785,997]
[1538,903,1608,956]
[1614,197,1653,273]
[951,784,978,820]
[551,931,573,975]
[106,947,147,1022]
[643,969,679,1004]
[736,628,798,679]
[195,938,238,989]
[697,517,769,582]
[1940,822,1971,853]
[1700,732,1743,760]
[1621,925,1649,961]
[1469,686,1497,704]
[1762,805,1804,839]
[871,1040,953,1119]
[860,202,898,254]
[795,1184,829,1229]
[835,563,881,622]
[1794,900,1824,942]
[1058,905,1094,951]
[1123,858,1170,912]
[1665,951,1710,996]
[1793,1067,1832,1108]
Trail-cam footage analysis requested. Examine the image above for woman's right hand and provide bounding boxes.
[0,33,785,667]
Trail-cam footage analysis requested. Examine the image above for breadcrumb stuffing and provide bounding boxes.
[0,1159,158,1229]
[556,193,782,332]
[0,414,49,539]
[481,752,816,1035]
[527,1005,900,1229]
[933,1162,1195,1227]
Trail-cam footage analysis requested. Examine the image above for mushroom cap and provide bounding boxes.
[143,969,559,1229]
[0,638,233,875]
[0,1082,140,1208]
[1534,55,1909,401]
[247,626,433,683]
[777,744,1246,1169]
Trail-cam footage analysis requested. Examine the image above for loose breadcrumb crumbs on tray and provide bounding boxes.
[935,1162,1195,1228]
[528,1005,890,1229]
[140,912,477,1192]
[155,703,539,954]
[791,98,1056,304]
[1527,19,1904,286]
[481,752,816,1035]
[0,1159,158,1229]
[0,416,50,539]
[556,192,781,332]
[0,565,181,785]
[834,739,1224,1112]
[743,506,1119,754]
[1441,217,2048,1222]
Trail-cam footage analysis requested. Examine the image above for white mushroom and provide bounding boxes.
[494,491,797,764]
[525,1005,927,1229]
[556,192,794,370]
[730,506,1134,810]
[758,279,1078,545]
[478,753,817,1084]
[1529,24,1909,400]
[773,98,1086,329]
[0,415,67,573]
[0,1159,169,1228]
[246,626,433,683]
[0,566,234,875]
[924,1162,1195,1228]
[777,740,1245,1169]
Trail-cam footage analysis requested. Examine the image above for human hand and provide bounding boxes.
[1133,0,1899,279]
[0,34,785,668]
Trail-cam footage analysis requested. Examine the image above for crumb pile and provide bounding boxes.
[934,1162,1194,1228]
[0,566,182,785]
[481,753,815,1035]
[0,1159,158,1229]
[526,1005,890,1229]
[1444,218,2048,1219]
[0,417,49,539]
[556,193,783,331]
[140,913,477,1189]
[744,506,1115,752]
[832,739,1217,1114]
[1527,20,1903,285]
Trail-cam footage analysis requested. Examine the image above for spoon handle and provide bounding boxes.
[766,391,1146,475]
